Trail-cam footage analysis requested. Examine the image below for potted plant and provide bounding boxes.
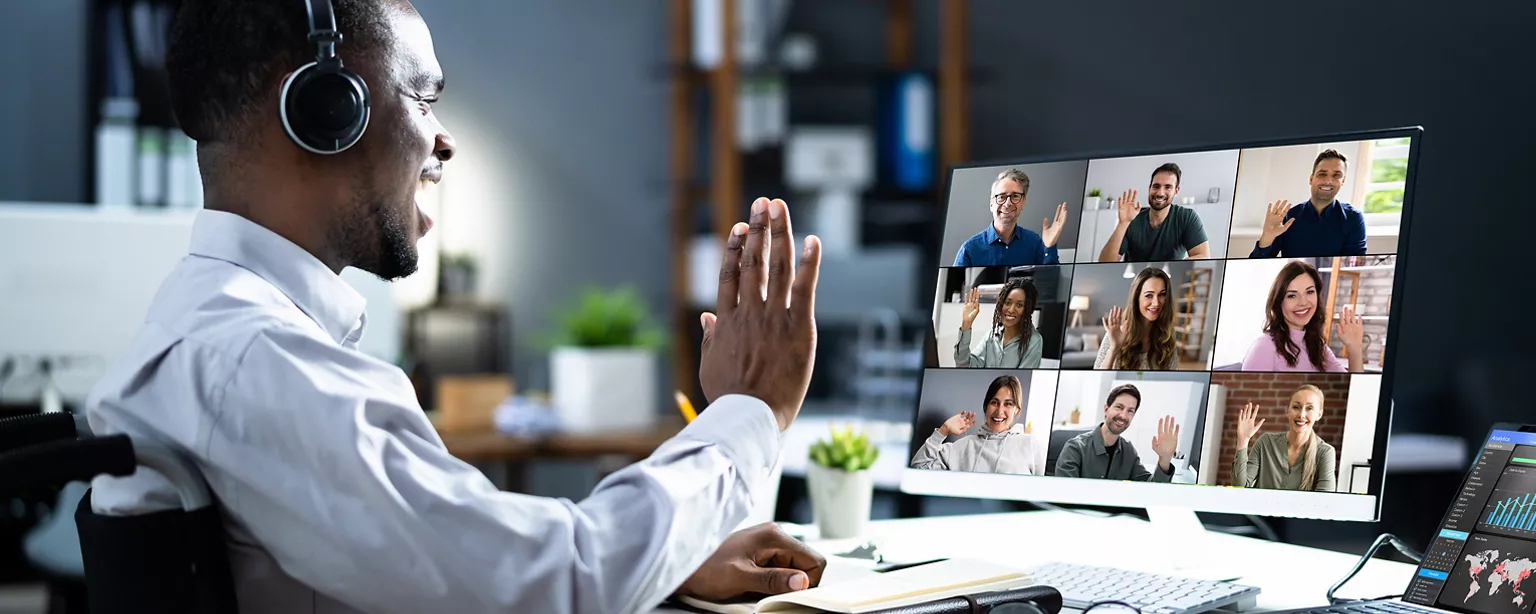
[806,424,880,539]
[548,285,666,433]
[1085,188,1103,211]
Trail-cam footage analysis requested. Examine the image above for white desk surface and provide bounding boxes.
[654,510,1417,613]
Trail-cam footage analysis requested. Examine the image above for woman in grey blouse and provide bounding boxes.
[955,278,1044,369]
[1230,385,1337,492]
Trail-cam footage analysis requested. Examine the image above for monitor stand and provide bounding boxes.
[1121,507,1246,582]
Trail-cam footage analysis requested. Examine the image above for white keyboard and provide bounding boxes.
[1028,561,1261,614]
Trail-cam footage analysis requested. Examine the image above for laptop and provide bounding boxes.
[1273,422,1536,614]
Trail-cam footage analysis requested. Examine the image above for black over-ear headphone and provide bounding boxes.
[280,0,371,154]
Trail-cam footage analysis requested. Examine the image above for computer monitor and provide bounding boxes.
[0,203,404,404]
[902,127,1420,526]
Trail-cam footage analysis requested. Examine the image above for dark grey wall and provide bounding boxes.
[411,1,673,398]
[0,0,89,204]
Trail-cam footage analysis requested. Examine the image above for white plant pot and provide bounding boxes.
[805,462,874,540]
[550,347,658,433]
[1085,196,1102,210]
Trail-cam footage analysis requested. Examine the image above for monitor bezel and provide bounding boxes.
[902,126,1425,522]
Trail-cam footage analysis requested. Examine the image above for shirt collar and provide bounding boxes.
[187,209,368,346]
[1300,200,1339,218]
[984,224,1021,244]
[1088,424,1111,455]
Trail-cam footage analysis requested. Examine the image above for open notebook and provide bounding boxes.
[676,558,1034,614]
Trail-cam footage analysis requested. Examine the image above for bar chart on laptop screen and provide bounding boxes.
[1478,461,1536,538]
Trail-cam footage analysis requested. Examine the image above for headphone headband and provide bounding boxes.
[304,0,342,61]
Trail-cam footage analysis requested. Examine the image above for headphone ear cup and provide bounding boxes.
[280,61,371,155]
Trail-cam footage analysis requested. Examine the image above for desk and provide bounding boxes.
[436,419,684,492]
[653,510,1417,613]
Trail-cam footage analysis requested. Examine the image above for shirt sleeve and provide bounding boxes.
[910,430,952,470]
[954,243,971,267]
[1232,441,1261,487]
[1182,208,1209,250]
[1321,345,1349,373]
[954,327,983,368]
[1344,210,1368,255]
[1038,236,1061,265]
[1240,336,1272,371]
[1019,331,1044,368]
[1315,444,1338,492]
[200,326,783,614]
[1053,439,1083,477]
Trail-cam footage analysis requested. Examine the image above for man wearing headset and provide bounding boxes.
[83,1,826,613]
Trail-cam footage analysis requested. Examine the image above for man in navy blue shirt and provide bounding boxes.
[1249,149,1368,258]
[953,168,1069,266]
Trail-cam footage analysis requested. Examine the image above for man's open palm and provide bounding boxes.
[699,198,822,431]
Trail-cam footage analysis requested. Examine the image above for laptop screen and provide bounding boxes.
[1404,427,1536,612]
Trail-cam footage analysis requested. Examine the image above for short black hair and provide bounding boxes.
[1105,384,1141,409]
[167,0,394,143]
[1313,149,1348,171]
[1150,163,1181,187]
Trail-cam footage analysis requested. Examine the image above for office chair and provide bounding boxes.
[0,412,238,613]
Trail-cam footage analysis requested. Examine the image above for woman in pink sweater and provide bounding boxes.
[1241,261,1365,373]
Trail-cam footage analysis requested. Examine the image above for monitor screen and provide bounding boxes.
[902,128,1418,521]
[1404,426,1536,613]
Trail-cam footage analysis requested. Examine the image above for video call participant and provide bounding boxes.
[1231,386,1338,492]
[1053,385,1180,482]
[1097,163,1211,262]
[953,168,1070,266]
[910,375,1044,475]
[1095,267,1181,370]
[1241,261,1365,373]
[1249,149,1368,258]
[955,278,1044,368]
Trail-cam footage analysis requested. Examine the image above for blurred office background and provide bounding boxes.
[1,0,1533,610]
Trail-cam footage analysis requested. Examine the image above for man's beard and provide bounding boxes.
[334,198,418,282]
[1148,195,1171,211]
[1106,418,1129,435]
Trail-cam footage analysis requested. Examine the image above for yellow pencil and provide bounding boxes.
[675,390,697,423]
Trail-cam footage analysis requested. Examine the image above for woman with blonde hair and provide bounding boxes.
[1231,385,1337,492]
[1095,266,1180,370]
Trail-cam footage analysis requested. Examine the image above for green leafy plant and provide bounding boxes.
[548,285,666,349]
[1087,188,1103,198]
[809,424,880,472]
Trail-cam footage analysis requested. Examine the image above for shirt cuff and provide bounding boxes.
[1043,245,1060,264]
[675,394,782,490]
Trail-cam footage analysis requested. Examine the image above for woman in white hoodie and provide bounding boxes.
[910,375,1044,475]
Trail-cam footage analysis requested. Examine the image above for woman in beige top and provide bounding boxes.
[1230,385,1337,492]
[1095,266,1181,371]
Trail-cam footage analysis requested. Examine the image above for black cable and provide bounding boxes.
[1327,533,1423,605]
[1082,600,1142,613]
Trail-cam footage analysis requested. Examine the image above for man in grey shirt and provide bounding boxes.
[1098,163,1211,262]
[1053,384,1180,482]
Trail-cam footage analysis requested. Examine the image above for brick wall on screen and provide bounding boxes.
[1211,373,1352,487]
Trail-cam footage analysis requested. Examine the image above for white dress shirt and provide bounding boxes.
[85,210,783,614]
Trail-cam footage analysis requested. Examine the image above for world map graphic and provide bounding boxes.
[1462,549,1535,610]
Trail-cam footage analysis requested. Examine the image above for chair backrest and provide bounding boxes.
[1045,427,1091,476]
[0,412,239,613]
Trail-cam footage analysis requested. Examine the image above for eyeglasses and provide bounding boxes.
[993,192,1024,205]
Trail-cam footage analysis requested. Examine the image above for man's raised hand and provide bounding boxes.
[699,198,823,431]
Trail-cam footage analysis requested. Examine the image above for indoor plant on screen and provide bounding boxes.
[549,285,665,433]
[807,424,880,539]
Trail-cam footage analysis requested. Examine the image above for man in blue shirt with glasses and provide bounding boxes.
[953,168,1070,266]
[1249,149,1369,258]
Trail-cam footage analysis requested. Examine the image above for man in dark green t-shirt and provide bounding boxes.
[1097,162,1212,262]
